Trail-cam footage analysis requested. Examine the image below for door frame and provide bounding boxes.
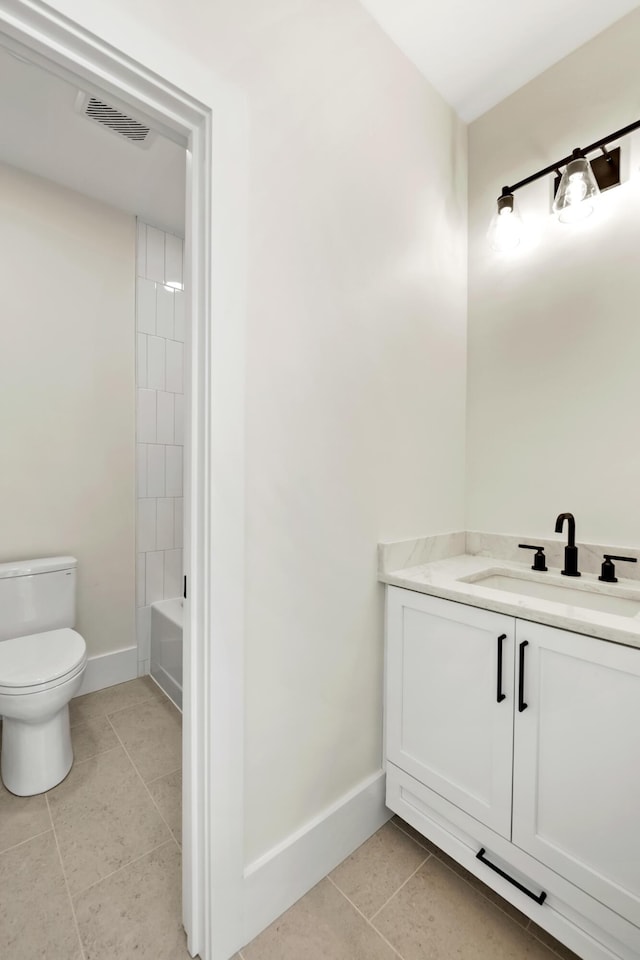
[0,2,246,957]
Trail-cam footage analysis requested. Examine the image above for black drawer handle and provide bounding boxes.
[518,640,529,712]
[496,634,506,703]
[476,848,547,905]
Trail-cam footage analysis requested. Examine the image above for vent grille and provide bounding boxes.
[84,97,151,144]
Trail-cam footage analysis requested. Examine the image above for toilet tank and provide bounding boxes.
[0,557,78,643]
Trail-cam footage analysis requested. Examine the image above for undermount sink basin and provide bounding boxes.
[463,573,640,618]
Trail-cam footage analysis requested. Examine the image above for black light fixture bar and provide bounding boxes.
[500,116,640,198]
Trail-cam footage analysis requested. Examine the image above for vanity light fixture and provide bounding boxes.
[487,190,523,252]
[490,116,640,247]
[552,149,600,223]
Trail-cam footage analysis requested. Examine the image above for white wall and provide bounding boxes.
[467,8,640,547]
[235,5,467,863]
[135,222,186,676]
[41,0,468,864]
[0,161,136,657]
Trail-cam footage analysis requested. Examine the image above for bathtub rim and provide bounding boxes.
[150,596,184,630]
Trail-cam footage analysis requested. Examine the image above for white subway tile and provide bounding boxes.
[164,549,183,600]
[137,389,156,443]
[136,443,148,498]
[165,339,183,394]
[136,221,147,278]
[173,394,184,446]
[136,278,156,334]
[146,226,165,283]
[137,500,156,553]
[145,551,164,604]
[156,498,175,550]
[136,553,146,606]
[136,606,151,660]
[147,336,166,391]
[137,334,148,389]
[174,498,184,549]
[147,445,166,498]
[156,391,174,445]
[165,234,183,289]
[165,445,183,497]
[173,291,185,342]
[156,285,174,339]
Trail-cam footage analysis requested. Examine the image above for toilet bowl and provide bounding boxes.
[0,628,87,795]
[0,556,87,797]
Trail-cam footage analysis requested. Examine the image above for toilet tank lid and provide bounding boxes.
[0,557,78,580]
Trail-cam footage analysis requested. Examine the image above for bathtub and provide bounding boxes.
[150,598,183,710]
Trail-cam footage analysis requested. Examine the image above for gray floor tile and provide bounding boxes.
[0,692,582,960]
[392,815,440,854]
[528,921,584,960]
[148,769,182,843]
[330,821,428,917]
[71,714,119,762]
[70,676,163,726]
[243,878,397,960]
[109,697,181,783]
[392,816,529,927]
[432,845,530,927]
[0,831,82,959]
[0,780,51,854]
[373,855,559,960]
[74,841,190,959]
[47,745,170,895]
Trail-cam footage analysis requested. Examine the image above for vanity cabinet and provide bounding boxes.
[512,620,640,923]
[385,586,640,960]
[385,591,514,838]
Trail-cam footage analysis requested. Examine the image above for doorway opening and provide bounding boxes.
[0,4,246,958]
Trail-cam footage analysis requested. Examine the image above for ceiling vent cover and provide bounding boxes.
[76,92,155,148]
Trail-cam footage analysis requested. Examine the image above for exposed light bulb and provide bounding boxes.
[487,193,523,252]
[566,173,587,205]
[553,154,600,224]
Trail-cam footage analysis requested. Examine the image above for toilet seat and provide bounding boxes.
[0,628,87,694]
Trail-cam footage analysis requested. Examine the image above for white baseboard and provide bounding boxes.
[137,658,150,678]
[242,770,390,945]
[77,645,138,696]
[150,663,183,711]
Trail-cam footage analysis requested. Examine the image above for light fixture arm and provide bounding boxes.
[502,117,640,197]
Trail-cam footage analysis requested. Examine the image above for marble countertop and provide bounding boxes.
[379,553,640,649]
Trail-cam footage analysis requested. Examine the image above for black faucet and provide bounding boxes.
[555,512,581,577]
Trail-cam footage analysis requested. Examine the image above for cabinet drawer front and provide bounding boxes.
[386,588,514,838]
[388,763,640,960]
[513,620,640,925]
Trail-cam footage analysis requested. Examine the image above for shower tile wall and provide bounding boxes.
[136,221,185,676]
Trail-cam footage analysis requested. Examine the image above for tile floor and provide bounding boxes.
[1,680,581,960]
[239,817,582,960]
[0,676,185,960]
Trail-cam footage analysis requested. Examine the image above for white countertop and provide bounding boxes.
[379,554,640,649]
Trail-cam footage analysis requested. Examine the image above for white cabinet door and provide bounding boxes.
[386,588,515,838]
[513,620,640,924]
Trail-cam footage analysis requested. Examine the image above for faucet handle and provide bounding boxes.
[518,544,548,572]
[599,554,638,584]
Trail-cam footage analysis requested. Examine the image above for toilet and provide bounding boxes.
[0,557,87,796]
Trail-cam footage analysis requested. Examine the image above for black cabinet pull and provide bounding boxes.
[476,848,547,905]
[496,634,507,703]
[518,641,529,712]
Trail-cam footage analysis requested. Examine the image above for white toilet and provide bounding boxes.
[0,557,87,796]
